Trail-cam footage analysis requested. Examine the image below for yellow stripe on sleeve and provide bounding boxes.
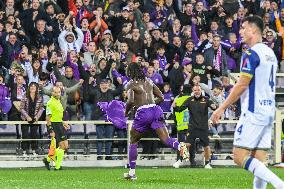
[240,72,253,78]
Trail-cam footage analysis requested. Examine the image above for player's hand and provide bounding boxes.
[210,107,225,124]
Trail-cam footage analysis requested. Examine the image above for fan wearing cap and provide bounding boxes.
[88,77,123,160]
[107,6,132,41]
[99,29,114,52]
[58,19,84,57]
[77,53,116,120]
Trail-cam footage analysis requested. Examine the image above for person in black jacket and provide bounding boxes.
[77,54,113,120]
[174,85,217,169]
[88,78,123,160]
[30,19,54,49]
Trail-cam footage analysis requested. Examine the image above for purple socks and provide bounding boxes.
[166,138,179,150]
[128,144,138,169]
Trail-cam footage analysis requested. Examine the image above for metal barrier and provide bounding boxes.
[0,110,282,163]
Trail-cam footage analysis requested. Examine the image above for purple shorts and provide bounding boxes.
[132,104,165,133]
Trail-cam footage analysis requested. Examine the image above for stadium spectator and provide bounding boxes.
[20,82,43,156]
[88,79,123,160]
[58,19,84,58]
[0,74,11,121]
[204,35,228,77]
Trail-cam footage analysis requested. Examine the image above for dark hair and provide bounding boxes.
[26,82,39,100]
[213,83,223,90]
[39,72,49,81]
[126,63,145,81]
[32,58,42,77]
[182,84,192,95]
[80,17,89,24]
[242,15,264,34]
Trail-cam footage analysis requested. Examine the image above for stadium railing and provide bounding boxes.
[0,109,282,163]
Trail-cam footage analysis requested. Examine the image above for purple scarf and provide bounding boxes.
[213,46,222,72]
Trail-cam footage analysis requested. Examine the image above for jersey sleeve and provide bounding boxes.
[240,49,260,78]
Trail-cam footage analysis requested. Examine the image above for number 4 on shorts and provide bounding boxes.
[237,125,243,135]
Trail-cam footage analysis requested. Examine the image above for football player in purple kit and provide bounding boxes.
[123,63,189,180]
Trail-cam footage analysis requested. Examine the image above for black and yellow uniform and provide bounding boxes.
[46,96,66,142]
[175,95,214,147]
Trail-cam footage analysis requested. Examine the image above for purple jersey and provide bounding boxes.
[132,104,165,133]
[160,91,174,112]
[97,100,127,129]
[0,84,12,113]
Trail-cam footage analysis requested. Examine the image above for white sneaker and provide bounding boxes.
[173,160,182,168]
[123,173,137,180]
[204,163,212,169]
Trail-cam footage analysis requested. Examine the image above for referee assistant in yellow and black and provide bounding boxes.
[174,85,217,169]
[43,86,69,170]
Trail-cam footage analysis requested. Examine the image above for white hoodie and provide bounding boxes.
[58,27,84,57]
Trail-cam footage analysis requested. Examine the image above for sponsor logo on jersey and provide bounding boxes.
[242,57,251,71]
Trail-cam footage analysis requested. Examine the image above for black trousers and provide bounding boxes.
[21,124,39,151]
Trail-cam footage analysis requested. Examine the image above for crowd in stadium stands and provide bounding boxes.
[0,0,283,158]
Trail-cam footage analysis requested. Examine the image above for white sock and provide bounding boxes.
[129,168,135,176]
[253,176,267,189]
[245,157,283,189]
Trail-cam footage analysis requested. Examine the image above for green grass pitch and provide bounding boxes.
[0,167,283,189]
